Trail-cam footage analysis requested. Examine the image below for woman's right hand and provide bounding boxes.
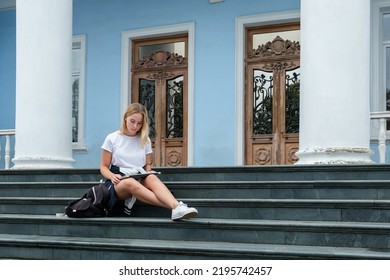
[111,173,122,185]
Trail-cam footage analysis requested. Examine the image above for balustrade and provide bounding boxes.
[370,111,390,164]
[0,129,15,169]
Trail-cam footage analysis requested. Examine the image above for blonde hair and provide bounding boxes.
[120,103,150,147]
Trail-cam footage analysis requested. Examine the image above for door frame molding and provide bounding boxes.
[235,10,300,165]
[121,22,195,165]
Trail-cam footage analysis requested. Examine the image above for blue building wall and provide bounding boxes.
[0,8,16,130]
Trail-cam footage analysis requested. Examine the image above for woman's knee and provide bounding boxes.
[144,174,162,184]
[122,178,143,190]
[115,179,141,198]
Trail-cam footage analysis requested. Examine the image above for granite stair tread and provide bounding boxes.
[3,197,390,207]
[3,198,390,222]
[1,214,390,230]
[0,233,389,259]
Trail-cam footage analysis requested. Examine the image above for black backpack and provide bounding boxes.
[65,183,110,218]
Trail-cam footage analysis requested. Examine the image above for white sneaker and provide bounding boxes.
[171,201,198,221]
[124,196,137,216]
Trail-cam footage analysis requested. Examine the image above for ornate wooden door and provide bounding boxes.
[245,34,300,165]
[131,44,188,167]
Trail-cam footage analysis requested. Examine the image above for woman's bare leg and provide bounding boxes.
[141,174,179,209]
[114,178,167,208]
[115,175,197,220]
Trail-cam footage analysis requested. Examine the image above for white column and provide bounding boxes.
[13,0,74,169]
[296,0,373,164]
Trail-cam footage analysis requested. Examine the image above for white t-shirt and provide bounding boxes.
[101,131,152,169]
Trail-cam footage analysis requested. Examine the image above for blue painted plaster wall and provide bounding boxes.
[0,8,15,130]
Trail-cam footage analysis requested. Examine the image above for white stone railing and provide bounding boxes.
[370,111,390,163]
[0,129,15,169]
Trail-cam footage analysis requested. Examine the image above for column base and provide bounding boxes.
[12,156,75,169]
[295,147,373,165]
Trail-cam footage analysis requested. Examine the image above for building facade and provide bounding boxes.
[0,0,388,169]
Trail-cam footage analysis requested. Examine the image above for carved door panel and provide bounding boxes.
[131,50,188,167]
[245,35,300,165]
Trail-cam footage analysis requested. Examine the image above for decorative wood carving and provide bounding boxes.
[166,150,182,166]
[134,50,187,71]
[146,72,176,81]
[287,146,299,164]
[248,36,300,60]
[254,147,271,165]
[262,61,298,72]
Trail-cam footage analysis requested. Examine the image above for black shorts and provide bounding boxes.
[103,180,117,211]
[102,165,123,211]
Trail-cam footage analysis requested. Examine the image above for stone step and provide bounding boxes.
[2,197,390,222]
[166,180,390,199]
[0,233,388,260]
[136,165,390,181]
[1,215,390,250]
[0,181,100,197]
[0,169,102,182]
[1,165,390,183]
[2,180,390,199]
